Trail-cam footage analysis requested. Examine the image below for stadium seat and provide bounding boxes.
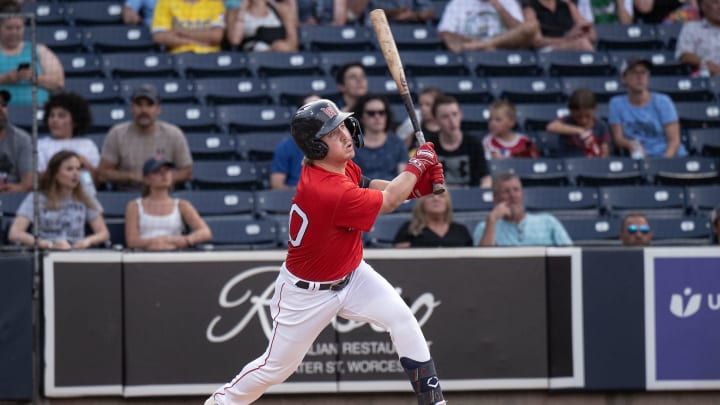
[88,104,131,132]
[85,133,106,150]
[642,156,720,186]
[655,22,683,50]
[248,51,326,77]
[559,217,622,246]
[686,128,720,157]
[686,185,720,216]
[489,158,569,186]
[300,25,375,52]
[466,50,543,77]
[595,23,662,51]
[364,214,410,248]
[216,105,294,133]
[174,190,255,217]
[366,75,417,104]
[447,188,494,224]
[254,188,295,217]
[7,105,45,132]
[414,76,493,104]
[401,50,469,76]
[650,216,712,245]
[0,192,29,217]
[598,185,687,218]
[85,25,158,53]
[561,76,625,103]
[266,76,339,106]
[487,77,566,104]
[104,218,126,248]
[674,102,720,129]
[57,53,105,78]
[319,50,387,77]
[174,51,253,78]
[101,52,177,79]
[34,25,85,53]
[514,103,569,132]
[539,50,616,77]
[192,160,263,190]
[185,133,236,160]
[64,1,123,26]
[64,77,124,104]
[203,216,280,250]
[158,104,218,132]
[385,24,443,51]
[523,186,601,218]
[194,77,273,106]
[120,77,198,104]
[608,50,691,76]
[235,132,287,161]
[460,103,490,132]
[531,130,569,158]
[564,157,644,187]
[22,2,67,25]
[648,76,715,102]
[96,191,139,218]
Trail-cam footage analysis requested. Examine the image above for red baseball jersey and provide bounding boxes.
[285,160,383,282]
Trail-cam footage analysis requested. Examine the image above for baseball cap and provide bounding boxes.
[0,89,11,105]
[142,157,175,176]
[131,83,159,104]
[620,57,652,75]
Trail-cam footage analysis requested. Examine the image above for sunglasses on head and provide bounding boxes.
[628,224,650,234]
[364,109,386,117]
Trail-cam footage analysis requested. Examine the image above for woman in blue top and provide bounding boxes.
[0,0,65,106]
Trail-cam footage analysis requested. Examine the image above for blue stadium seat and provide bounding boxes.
[487,77,566,104]
[248,51,325,77]
[460,103,490,132]
[364,214,410,248]
[104,218,126,248]
[194,77,273,106]
[22,2,67,25]
[96,191,139,218]
[530,131,562,158]
[414,76,492,104]
[0,192,29,217]
[608,50,691,76]
[466,50,543,77]
[649,76,715,102]
[300,25,375,52]
[174,51,253,78]
[655,22,683,50]
[192,160,263,190]
[101,52,177,79]
[489,158,569,186]
[642,156,720,186]
[85,133,106,150]
[235,132,287,161]
[203,216,280,250]
[561,76,625,103]
[7,105,45,132]
[158,104,219,132]
[674,102,720,129]
[57,53,105,78]
[559,217,622,246]
[254,188,295,217]
[685,185,720,216]
[448,188,495,220]
[385,24,443,51]
[366,75,417,104]
[595,23,662,51]
[64,77,123,104]
[650,216,712,245]
[564,157,644,187]
[523,186,600,218]
[185,133,236,160]
[89,104,130,132]
[539,50,616,77]
[319,50,387,77]
[599,185,687,218]
[266,76,339,106]
[514,103,569,132]
[120,78,198,104]
[34,25,86,53]
[174,190,255,217]
[86,25,157,53]
[64,1,123,26]
[401,50,469,76]
[216,105,294,133]
[686,128,720,157]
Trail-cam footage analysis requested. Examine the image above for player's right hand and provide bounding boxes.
[408,163,444,199]
[404,142,438,180]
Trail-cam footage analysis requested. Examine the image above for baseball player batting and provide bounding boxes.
[205,99,446,405]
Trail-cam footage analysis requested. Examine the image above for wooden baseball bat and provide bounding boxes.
[370,9,446,195]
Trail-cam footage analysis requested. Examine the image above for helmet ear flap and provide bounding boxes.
[346,116,364,149]
[306,138,329,160]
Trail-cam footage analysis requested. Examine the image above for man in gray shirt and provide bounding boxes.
[0,89,32,192]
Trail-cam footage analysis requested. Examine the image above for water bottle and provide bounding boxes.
[630,141,644,160]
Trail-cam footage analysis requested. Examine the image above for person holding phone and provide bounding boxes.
[0,0,65,106]
[473,172,572,246]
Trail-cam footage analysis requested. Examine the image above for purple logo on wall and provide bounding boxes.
[653,257,720,381]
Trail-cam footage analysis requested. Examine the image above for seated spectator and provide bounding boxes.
[0,89,31,192]
[371,0,436,24]
[473,172,572,246]
[351,94,408,181]
[124,157,212,251]
[482,99,539,159]
[522,0,597,51]
[0,0,64,106]
[396,87,443,150]
[123,0,157,27]
[427,95,491,188]
[151,0,225,54]
[226,0,299,51]
[438,0,538,52]
[298,0,347,25]
[98,84,193,191]
[634,0,699,23]
[335,62,368,112]
[608,57,687,158]
[7,151,110,250]
[38,92,99,197]
[270,94,320,189]
[546,87,611,157]
[711,206,719,244]
[619,212,653,246]
[592,0,634,23]
[394,192,473,248]
[675,0,720,77]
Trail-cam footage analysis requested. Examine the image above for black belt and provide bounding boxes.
[295,273,352,291]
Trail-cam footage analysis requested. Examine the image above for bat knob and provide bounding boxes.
[432,182,446,195]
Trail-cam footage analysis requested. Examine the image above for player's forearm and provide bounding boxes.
[379,172,415,214]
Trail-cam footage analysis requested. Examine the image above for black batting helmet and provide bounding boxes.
[290,99,363,160]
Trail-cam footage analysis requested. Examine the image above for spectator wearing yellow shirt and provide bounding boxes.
[151,0,226,54]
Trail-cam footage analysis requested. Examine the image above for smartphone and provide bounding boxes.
[17,62,30,70]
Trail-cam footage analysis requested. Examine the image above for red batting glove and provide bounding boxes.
[408,163,444,199]
[404,142,438,180]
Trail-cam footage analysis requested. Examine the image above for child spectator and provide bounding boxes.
[396,87,443,150]
[546,87,610,157]
[482,99,539,159]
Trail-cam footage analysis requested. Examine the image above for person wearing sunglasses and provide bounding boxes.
[620,213,653,246]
